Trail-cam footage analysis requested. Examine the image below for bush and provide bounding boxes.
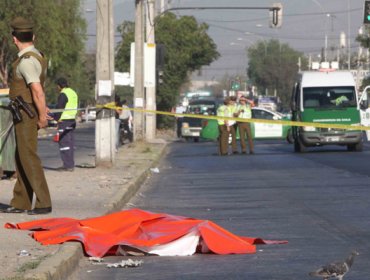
[157,115,175,129]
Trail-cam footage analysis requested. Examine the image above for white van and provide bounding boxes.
[291,70,364,152]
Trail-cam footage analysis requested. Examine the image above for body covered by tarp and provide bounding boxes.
[5,208,287,257]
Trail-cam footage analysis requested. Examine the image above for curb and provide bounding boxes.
[24,244,83,280]
[22,143,168,280]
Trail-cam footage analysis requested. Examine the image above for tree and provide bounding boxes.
[115,13,219,127]
[247,39,307,109]
[0,0,92,104]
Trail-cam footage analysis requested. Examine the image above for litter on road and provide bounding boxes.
[17,249,30,257]
[107,259,143,268]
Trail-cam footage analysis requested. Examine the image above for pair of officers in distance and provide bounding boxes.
[217,96,255,156]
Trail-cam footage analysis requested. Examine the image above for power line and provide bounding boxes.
[207,23,361,41]
[194,7,362,23]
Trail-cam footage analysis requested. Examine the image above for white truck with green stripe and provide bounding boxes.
[291,70,364,152]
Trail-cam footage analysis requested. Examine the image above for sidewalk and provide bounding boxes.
[0,129,170,280]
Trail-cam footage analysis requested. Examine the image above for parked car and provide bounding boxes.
[181,98,221,142]
[200,107,293,143]
[80,110,96,122]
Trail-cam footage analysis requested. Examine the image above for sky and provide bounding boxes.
[83,0,366,81]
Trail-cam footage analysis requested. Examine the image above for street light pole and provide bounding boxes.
[347,0,351,70]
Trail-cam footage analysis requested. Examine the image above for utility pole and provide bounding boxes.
[134,0,145,141]
[145,0,156,141]
[347,0,351,70]
[95,0,115,166]
[160,0,165,13]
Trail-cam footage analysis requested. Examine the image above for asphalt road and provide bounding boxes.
[38,123,96,170]
[72,139,370,280]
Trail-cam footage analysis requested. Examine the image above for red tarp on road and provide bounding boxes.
[5,208,287,257]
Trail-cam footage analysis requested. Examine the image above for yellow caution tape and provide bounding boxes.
[97,103,370,131]
[6,89,367,131]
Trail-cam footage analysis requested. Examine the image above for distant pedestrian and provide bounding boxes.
[119,99,133,143]
[114,95,122,151]
[53,77,78,172]
[0,17,52,215]
[235,96,254,154]
[175,102,186,138]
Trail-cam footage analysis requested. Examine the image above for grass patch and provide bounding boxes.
[16,259,43,273]
[0,254,50,280]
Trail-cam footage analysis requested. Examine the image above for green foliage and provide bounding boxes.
[157,114,175,130]
[115,12,219,128]
[357,25,370,49]
[115,21,135,72]
[115,85,134,105]
[155,13,219,112]
[0,0,93,105]
[247,39,307,109]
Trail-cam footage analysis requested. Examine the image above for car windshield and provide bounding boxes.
[303,86,357,109]
[187,104,216,115]
[252,109,277,120]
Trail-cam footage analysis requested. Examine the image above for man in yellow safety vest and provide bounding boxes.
[53,77,78,171]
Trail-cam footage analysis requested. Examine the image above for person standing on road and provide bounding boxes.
[217,98,229,155]
[0,17,52,215]
[175,102,186,138]
[235,96,254,154]
[217,97,237,155]
[53,77,78,172]
[229,96,238,154]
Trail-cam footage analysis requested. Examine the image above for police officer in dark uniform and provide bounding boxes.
[0,17,52,215]
[53,78,78,171]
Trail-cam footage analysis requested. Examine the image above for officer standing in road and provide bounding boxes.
[217,97,238,155]
[217,98,229,155]
[0,17,52,215]
[229,96,238,154]
[53,78,78,171]
[235,96,254,154]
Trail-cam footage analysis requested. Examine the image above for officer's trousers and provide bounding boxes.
[238,122,254,153]
[218,125,237,155]
[58,120,76,169]
[11,109,51,210]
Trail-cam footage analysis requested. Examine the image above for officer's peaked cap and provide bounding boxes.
[10,17,34,32]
